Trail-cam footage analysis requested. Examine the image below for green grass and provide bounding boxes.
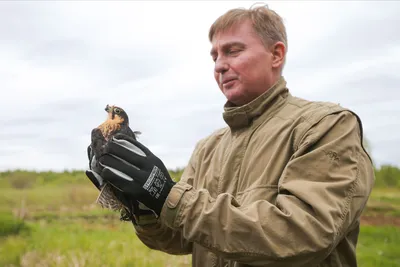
[357,226,400,267]
[2,219,397,267]
[0,219,191,267]
[0,172,399,267]
[0,173,191,267]
[363,187,400,217]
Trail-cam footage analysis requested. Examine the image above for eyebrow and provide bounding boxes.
[210,41,245,56]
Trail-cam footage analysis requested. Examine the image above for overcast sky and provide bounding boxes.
[1,1,399,172]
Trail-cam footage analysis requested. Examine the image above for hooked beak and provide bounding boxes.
[105,104,111,112]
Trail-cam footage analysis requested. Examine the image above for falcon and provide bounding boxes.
[88,104,141,220]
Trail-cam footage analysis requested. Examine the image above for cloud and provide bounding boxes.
[0,1,399,172]
[287,2,400,70]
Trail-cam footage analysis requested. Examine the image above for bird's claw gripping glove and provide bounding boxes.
[99,133,176,216]
[85,145,157,225]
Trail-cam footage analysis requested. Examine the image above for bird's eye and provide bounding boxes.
[114,108,121,114]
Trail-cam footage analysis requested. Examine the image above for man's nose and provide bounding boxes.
[214,57,229,74]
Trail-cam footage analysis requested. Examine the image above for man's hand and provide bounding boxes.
[85,145,104,190]
[85,143,158,224]
[99,133,176,216]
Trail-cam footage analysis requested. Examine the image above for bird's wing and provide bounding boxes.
[90,127,107,173]
[91,128,106,155]
[124,126,141,140]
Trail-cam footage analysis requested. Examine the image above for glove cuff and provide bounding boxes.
[152,179,176,215]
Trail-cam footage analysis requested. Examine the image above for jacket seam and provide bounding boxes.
[321,152,361,262]
[236,185,278,196]
[335,151,361,236]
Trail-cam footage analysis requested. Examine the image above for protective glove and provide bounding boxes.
[85,145,103,190]
[99,133,176,216]
[85,144,157,224]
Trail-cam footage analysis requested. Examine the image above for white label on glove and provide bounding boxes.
[143,166,166,199]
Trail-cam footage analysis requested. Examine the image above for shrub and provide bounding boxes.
[0,212,30,237]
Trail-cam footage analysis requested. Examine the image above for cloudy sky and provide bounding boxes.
[1,1,399,172]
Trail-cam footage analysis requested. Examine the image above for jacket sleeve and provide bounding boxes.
[131,139,205,255]
[159,111,375,266]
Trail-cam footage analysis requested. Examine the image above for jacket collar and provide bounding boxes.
[222,76,288,129]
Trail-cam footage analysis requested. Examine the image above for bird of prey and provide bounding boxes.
[88,104,141,220]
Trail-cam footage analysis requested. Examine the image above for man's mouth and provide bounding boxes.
[222,77,236,85]
[222,78,237,88]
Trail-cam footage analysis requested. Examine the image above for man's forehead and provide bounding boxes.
[210,21,257,53]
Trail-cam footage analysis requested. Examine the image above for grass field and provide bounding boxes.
[0,172,399,267]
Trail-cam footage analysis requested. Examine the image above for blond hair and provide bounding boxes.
[208,4,288,57]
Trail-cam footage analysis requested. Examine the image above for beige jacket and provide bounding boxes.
[133,77,375,267]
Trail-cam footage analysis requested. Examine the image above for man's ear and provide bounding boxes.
[271,41,286,69]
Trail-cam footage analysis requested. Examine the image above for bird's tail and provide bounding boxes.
[96,183,124,211]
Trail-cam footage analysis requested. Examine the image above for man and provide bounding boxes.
[87,5,375,267]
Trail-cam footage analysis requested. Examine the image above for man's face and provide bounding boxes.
[210,19,278,106]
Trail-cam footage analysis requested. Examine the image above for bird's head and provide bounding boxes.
[105,104,129,125]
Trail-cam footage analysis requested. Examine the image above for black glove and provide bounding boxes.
[85,145,103,190]
[85,144,156,223]
[99,133,176,216]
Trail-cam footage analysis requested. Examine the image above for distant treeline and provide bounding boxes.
[0,165,399,189]
[0,167,185,190]
[373,164,400,188]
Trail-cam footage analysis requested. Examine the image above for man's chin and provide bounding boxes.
[222,88,248,106]
[225,96,247,107]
